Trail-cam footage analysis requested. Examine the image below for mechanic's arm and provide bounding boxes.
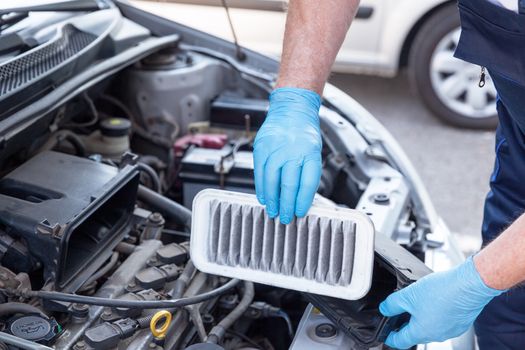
[474,213,525,289]
[276,0,359,93]
[379,214,525,349]
[254,0,359,224]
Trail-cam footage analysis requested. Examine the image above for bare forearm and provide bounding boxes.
[276,0,359,94]
[475,212,525,290]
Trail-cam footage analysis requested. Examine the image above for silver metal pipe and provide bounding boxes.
[0,332,53,350]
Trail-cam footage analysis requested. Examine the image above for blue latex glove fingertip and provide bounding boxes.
[378,302,387,316]
[267,207,278,219]
[280,216,291,224]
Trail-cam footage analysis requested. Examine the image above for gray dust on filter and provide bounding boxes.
[207,199,357,286]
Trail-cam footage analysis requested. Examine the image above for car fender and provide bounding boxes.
[377,0,453,75]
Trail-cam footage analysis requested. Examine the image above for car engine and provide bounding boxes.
[0,2,445,349]
[0,47,311,347]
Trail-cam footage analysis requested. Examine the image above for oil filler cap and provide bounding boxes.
[8,314,60,344]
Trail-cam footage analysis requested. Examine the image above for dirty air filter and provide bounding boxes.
[190,189,375,300]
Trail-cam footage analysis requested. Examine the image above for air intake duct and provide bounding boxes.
[0,151,139,292]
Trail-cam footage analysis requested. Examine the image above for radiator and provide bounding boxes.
[190,189,375,300]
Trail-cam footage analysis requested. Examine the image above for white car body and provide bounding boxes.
[133,0,499,129]
[131,0,451,76]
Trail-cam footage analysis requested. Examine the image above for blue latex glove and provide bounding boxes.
[253,87,322,224]
[379,256,505,349]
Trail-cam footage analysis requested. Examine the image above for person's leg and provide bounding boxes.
[474,71,525,350]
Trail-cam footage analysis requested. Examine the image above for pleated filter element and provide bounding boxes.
[190,189,375,300]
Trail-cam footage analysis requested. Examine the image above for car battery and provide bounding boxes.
[178,145,255,208]
[210,94,268,131]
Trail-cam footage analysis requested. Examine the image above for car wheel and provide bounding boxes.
[408,4,498,129]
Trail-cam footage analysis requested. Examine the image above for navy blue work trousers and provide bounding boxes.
[455,0,525,348]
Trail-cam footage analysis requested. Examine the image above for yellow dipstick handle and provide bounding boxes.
[150,310,172,339]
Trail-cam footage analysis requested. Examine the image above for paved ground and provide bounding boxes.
[329,72,495,254]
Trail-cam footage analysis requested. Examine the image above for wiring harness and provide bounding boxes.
[0,278,240,309]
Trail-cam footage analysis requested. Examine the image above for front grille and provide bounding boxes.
[191,189,375,300]
[0,24,96,96]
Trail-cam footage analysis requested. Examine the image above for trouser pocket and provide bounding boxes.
[455,0,525,86]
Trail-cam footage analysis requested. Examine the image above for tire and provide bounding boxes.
[408,4,498,129]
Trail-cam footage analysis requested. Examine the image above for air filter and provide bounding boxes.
[190,189,375,300]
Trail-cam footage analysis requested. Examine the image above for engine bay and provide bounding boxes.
[0,3,439,349]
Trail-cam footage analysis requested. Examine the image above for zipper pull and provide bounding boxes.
[479,66,486,88]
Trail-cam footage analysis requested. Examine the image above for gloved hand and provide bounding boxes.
[253,87,322,224]
[379,256,504,349]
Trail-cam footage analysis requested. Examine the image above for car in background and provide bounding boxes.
[131,0,498,129]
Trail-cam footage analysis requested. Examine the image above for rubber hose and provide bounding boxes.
[137,185,191,230]
[79,252,119,290]
[63,133,86,157]
[0,303,46,318]
[172,261,196,299]
[115,242,136,255]
[206,281,255,344]
[0,332,52,350]
[38,130,86,157]
[2,279,240,309]
[137,163,161,193]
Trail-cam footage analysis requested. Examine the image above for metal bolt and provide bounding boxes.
[373,193,390,204]
[73,303,88,311]
[101,309,113,321]
[73,341,87,350]
[202,313,214,324]
[72,303,89,320]
[315,323,337,338]
[149,212,164,224]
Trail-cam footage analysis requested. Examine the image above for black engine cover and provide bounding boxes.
[0,151,139,291]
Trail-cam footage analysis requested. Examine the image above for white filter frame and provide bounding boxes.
[190,189,375,300]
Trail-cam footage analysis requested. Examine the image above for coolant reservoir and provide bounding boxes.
[83,118,131,159]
